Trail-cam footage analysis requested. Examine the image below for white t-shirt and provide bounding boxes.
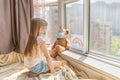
[24,37,47,68]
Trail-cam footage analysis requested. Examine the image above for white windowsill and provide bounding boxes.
[61,50,120,79]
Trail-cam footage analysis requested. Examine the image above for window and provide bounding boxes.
[33,0,58,44]
[90,0,120,58]
[45,0,57,2]
[65,1,84,51]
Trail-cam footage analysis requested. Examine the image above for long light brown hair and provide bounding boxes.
[24,18,48,57]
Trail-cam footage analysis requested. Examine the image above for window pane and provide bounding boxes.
[45,0,57,2]
[66,1,84,51]
[33,0,58,44]
[34,0,57,3]
[90,0,120,58]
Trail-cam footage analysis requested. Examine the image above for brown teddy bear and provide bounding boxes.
[50,27,70,58]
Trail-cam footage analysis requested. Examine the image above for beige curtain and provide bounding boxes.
[0,0,33,54]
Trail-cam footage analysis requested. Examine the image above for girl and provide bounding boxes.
[24,18,62,77]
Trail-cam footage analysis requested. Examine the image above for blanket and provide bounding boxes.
[0,63,79,80]
[0,52,96,80]
[0,52,23,66]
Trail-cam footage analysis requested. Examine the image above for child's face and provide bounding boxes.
[39,26,47,35]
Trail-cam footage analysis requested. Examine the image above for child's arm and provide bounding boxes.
[40,41,55,73]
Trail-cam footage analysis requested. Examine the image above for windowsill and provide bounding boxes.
[61,50,120,79]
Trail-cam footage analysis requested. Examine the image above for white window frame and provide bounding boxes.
[62,0,120,66]
[47,1,58,6]
[62,0,85,53]
[89,0,120,62]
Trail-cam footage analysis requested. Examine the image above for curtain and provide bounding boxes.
[0,0,33,54]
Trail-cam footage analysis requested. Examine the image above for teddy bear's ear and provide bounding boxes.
[65,29,70,35]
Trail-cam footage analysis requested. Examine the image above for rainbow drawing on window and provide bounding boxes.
[71,34,84,50]
[72,37,84,47]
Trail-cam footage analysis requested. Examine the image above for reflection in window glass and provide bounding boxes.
[66,1,84,51]
[90,0,120,58]
[33,0,58,44]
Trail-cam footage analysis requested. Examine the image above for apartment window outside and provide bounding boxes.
[65,0,84,51]
[90,0,120,58]
[33,0,58,44]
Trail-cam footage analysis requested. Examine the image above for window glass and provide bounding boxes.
[33,0,58,44]
[45,0,57,2]
[66,1,84,51]
[90,0,120,58]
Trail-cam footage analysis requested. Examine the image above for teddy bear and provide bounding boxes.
[50,27,70,58]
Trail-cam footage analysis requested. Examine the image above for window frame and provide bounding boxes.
[33,0,59,44]
[62,0,120,66]
[63,0,85,53]
[89,0,120,61]
[34,0,120,65]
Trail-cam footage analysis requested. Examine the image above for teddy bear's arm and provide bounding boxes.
[66,39,70,50]
[52,41,57,49]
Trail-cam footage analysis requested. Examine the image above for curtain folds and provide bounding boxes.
[0,0,33,54]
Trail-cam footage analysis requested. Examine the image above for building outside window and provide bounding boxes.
[90,0,120,58]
